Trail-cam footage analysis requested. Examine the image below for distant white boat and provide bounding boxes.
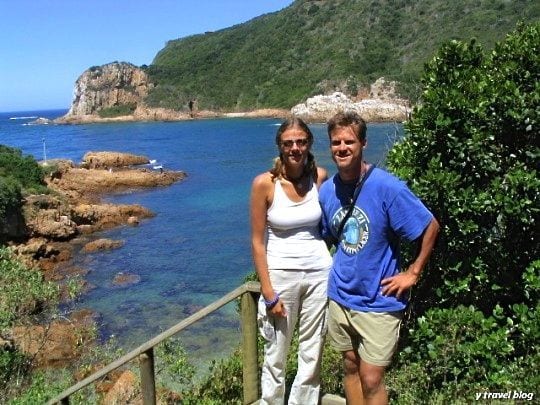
[149,159,157,164]
[153,165,163,170]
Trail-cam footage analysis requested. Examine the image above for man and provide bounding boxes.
[319,111,439,405]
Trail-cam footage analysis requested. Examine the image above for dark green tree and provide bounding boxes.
[387,22,539,315]
[384,22,539,400]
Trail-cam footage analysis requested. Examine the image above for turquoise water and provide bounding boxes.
[0,110,403,365]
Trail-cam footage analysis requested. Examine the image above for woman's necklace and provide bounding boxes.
[283,171,306,189]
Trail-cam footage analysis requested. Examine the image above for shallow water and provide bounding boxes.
[0,110,403,368]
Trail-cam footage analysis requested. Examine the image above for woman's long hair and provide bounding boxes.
[270,117,318,182]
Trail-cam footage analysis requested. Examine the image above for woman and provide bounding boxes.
[250,117,333,404]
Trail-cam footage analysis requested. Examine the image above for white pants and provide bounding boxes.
[258,268,330,405]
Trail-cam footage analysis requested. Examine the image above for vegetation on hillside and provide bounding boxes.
[0,247,59,402]
[0,146,47,241]
[97,103,137,118]
[145,0,539,111]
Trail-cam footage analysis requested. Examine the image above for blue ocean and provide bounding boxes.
[0,109,403,366]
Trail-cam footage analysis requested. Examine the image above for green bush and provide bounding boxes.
[97,103,137,118]
[386,22,539,316]
[0,247,59,399]
[0,145,44,190]
[0,145,47,229]
[0,177,22,223]
[383,22,539,402]
[0,247,58,331]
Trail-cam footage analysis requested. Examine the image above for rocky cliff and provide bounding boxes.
[291,78,411,123]
[64,62,151,116]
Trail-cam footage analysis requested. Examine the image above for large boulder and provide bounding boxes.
[23,194,78,241]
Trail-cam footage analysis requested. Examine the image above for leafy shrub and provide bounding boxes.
[0,177,22,223]
[383,22,539,402]
[0,145,44,190]
[386,22,539,317]
[0,247,58,399]
[97,103,137,118]
[0,247,58,331]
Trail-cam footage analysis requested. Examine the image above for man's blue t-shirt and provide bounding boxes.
[319,168,433,312]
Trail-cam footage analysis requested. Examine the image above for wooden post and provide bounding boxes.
[241,291,259,404]
[139,348,156,405]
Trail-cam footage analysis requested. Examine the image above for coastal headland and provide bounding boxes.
[8,151,185,370]
[47,62,410,125]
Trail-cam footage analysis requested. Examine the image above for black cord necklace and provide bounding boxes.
[283,170,307,189]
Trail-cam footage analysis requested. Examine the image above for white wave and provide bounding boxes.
[9,116,38,120]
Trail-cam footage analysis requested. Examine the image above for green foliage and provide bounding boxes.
[0,247,59,400]
[5,369,92,405]
[97,103,137,118]
[0,247,58,331]
[0,176,22,223]
[0,145,44,190]
[182,347,244,404]
[0,348,29,399]
[0,145,47,231]
[155,337,196,390]
[386,302,540,402]
[382,22,540,402]
[146,0,538,110]
[387,22,539,315]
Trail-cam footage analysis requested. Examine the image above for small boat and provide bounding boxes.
[153,165,163,170]
[149,159,157,164]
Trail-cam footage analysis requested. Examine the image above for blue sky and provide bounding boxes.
[0,0,294,113]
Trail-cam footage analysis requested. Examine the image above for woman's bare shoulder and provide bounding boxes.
[252,171,274,190]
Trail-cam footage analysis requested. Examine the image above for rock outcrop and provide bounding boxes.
[46,153,186,203]
[10,309,96,368]
[82,151,149,168]
[82,238,124,253]
[63,62,150,117]
[291,78,411,123]
[71,203,153,233]
[11,152,185,269]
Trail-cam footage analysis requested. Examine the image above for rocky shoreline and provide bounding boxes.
[50,96,408,125]
[7,151,186,370]
[45,62,410,125]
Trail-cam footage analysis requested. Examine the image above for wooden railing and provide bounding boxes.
[47,281,261,405]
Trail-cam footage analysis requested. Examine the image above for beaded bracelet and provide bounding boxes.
[264,293,280,310]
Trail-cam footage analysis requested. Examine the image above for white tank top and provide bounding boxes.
[266,180,333,271]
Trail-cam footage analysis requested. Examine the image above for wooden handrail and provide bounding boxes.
[47,281,261,405]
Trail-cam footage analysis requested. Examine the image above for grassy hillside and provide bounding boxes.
[145,0,539,111]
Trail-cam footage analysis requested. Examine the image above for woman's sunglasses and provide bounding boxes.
[280,138,309,148]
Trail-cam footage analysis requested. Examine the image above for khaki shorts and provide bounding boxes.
[328,299,403,367]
